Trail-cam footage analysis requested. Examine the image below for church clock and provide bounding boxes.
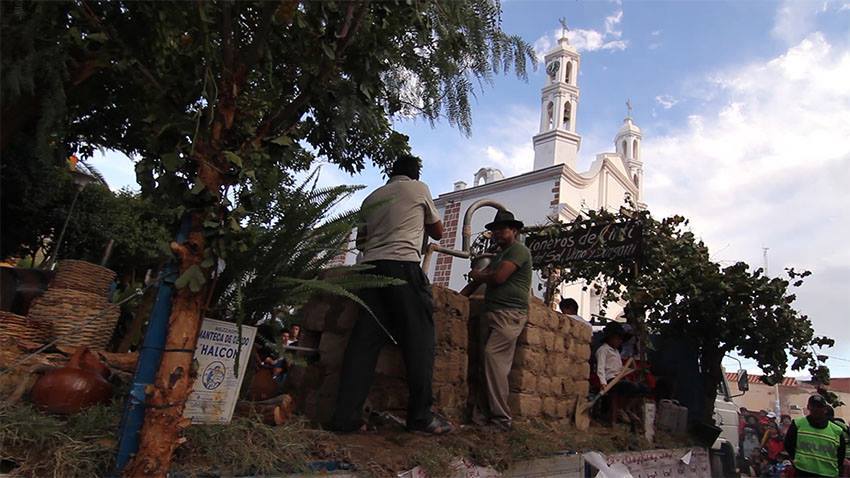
[546,60,560,79]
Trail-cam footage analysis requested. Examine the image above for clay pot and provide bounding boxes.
[248,367,279,401]
[30,348,112,414]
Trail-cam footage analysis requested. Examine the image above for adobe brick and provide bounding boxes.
[509,393,542,417]
[509,369,537,393]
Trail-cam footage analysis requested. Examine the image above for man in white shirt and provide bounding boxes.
[330,155,452,435]
[595,324,625,387]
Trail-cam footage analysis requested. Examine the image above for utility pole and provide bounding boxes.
[763,246,781,421]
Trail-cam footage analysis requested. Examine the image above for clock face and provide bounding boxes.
[547,61,560,77]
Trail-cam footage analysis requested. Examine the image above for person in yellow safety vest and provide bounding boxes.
[784,394,846,477]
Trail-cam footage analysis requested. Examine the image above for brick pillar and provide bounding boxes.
[433,200,461,287]
[550,179,560,207]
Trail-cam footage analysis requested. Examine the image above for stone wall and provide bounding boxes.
[296,285,591,425]
[298,285,469,424]
[507,297,592,419]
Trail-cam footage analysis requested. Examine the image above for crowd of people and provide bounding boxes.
[740,396,849,478]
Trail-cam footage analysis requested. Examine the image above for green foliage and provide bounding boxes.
[536,207,832,414]
[2,0,535,283]
[212,171,401,325]
[175,415,314,476]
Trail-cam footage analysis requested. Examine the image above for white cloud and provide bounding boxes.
[604,10,623,38]
[533,8,628,57]
[771,0,829,44]
[648,43,662,51]
[651,30,662,36]
[642,33,850,357]
[840,2,850,11]
[654,94,678,109]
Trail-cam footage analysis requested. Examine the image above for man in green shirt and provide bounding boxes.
[461,209,531,431]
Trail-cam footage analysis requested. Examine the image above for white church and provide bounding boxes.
[333,30,645,319]
[423,31,645,319]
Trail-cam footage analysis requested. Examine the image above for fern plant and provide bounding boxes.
[213,170,402,327]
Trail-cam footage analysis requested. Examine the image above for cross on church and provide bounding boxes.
[559,17,569,40]
[626,99,633,118]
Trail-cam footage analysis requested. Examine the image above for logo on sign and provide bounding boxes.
[202,361,226,390]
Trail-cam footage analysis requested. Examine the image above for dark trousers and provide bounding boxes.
[330,260,435,431]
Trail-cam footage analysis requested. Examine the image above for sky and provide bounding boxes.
[91,0,850,377]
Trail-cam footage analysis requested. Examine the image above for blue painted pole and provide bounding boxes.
[114,215,191,474]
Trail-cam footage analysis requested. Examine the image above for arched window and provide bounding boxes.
[633,139,639,161]
[565,61,572,84]
[633,174,639,187]
[547,102,554,130]
[621,140,628,157]
[563,102,572,130]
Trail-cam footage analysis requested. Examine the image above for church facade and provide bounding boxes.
[424,33,645,319]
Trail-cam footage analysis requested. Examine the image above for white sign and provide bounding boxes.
[183,318,257,424]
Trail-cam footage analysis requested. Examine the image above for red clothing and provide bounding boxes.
[765,437,784,461]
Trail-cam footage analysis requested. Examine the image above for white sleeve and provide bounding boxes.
[420,183,440,225]
[595,346,608,386]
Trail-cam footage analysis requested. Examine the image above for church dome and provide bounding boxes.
[616,117,641,137]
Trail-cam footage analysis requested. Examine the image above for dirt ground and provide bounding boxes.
[308,418,689,477]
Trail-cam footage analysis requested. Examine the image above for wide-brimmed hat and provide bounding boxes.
[602,322,627,340]
[485,209,524,231]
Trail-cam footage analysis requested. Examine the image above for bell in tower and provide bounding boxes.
[532,20,582,171]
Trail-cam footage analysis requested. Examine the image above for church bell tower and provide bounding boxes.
[533,22,582,171]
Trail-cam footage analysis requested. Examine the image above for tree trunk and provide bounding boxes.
[699,348,725,425]
[115,283,158,353]
[123,223,207,477]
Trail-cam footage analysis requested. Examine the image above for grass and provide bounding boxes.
[0,398,683,478]
[0,401,120,477]
[173,414,316,477]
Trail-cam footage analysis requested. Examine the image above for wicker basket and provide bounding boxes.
[51,260,116,297]
[0,310,53,344]
[27,288,120,349]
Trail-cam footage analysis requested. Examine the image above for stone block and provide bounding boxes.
[368,376,408,411]
[549,377,562,396]
[527,296,549,327]
[555,397,571,418]
[375,345,406,378]
[575,380,590,397]
[573,361,591,380]
[542,330,556,351]
[561,377,576,395]
[537,376,551,395]
[544,312,560,332]
[559,314,573,335]
[433,285,470,320]
[318,331,349,369]
[542,397,558,417]
[518,325,543,347]
[555,360,570,377]
[300,300,330,331]
[571,320,592,341]
[573,343,591,361]
[433,349,467,384]
[562,397,577,419]
[563,336,575,354]
[509,392,542,417]
[553,335,565,352]
[326,300,359,332]
[513,348,544,370]
[509,369,537,393]
[436,317,467,348]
